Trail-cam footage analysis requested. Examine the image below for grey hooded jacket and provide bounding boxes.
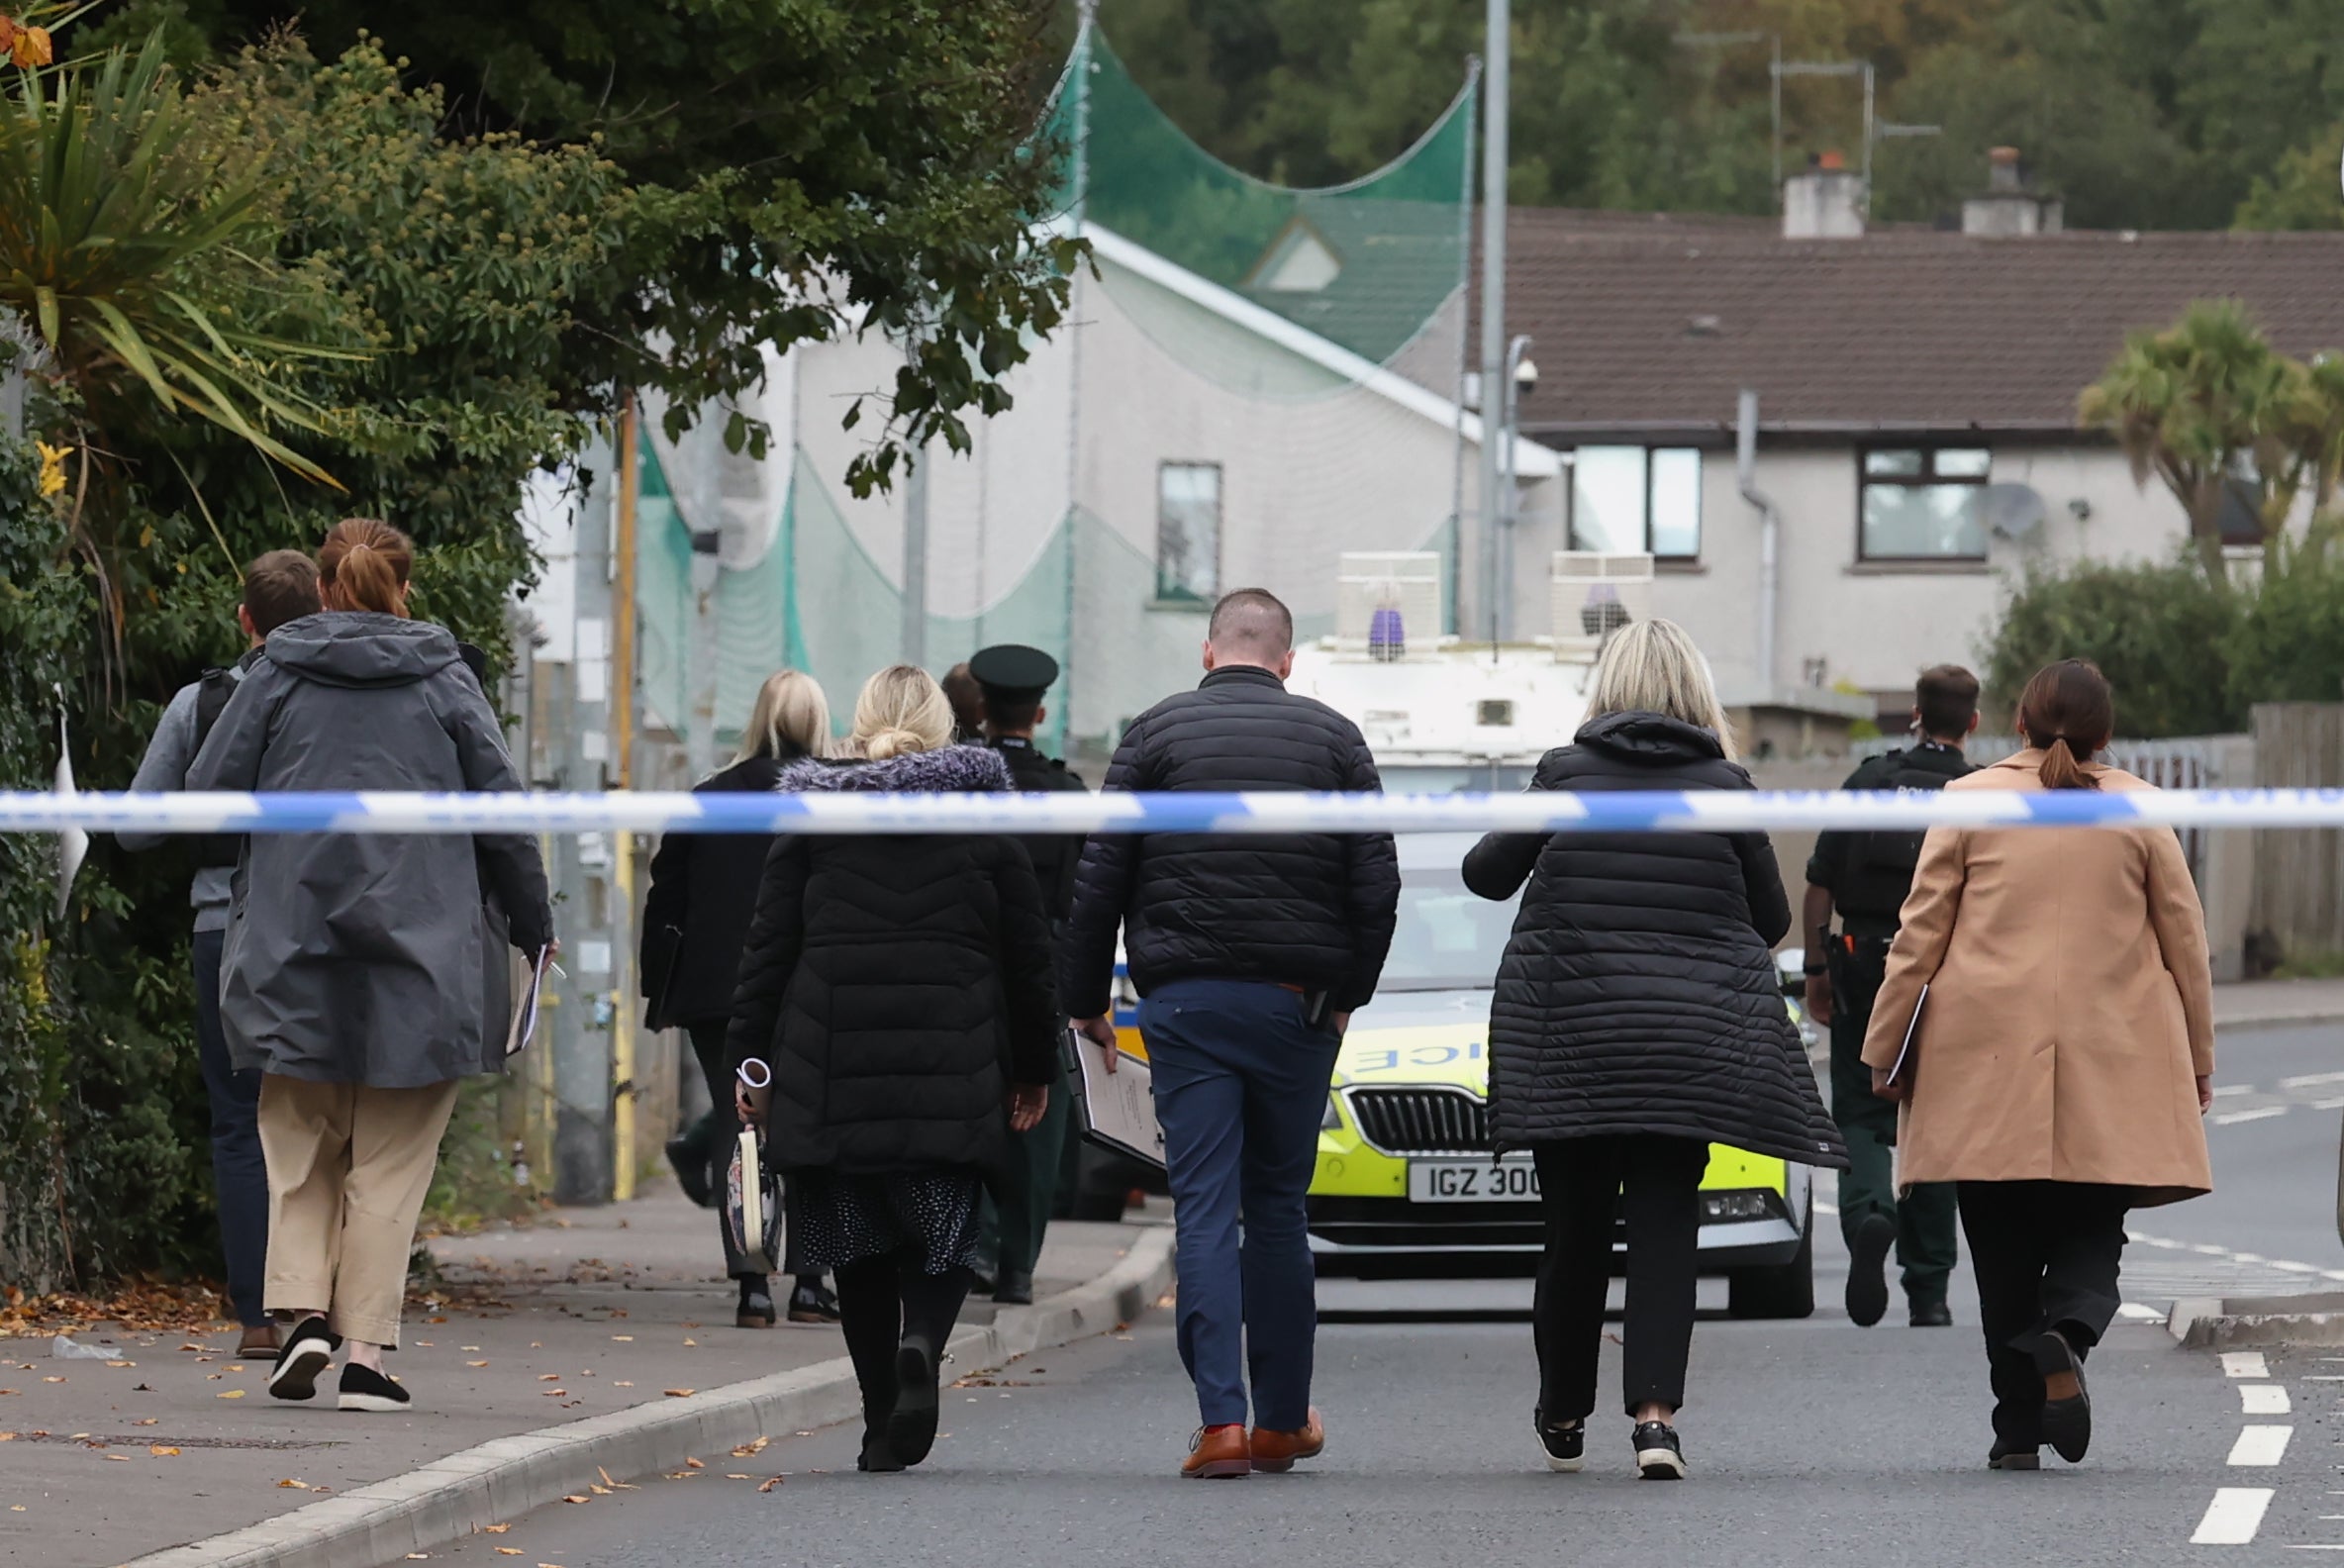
[188,613,552,1087]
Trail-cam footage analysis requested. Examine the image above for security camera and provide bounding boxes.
[1514,357,1539,392]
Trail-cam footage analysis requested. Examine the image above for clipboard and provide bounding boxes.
[505,945,556,1058]
[1886,982,1927,1088]
[1074,1030,1166,1168]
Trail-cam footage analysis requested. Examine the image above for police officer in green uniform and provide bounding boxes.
[967,642,1088,1306]
[1802,664,1980,1330]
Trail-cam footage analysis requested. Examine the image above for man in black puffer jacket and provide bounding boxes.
[1063,588,1399,1480]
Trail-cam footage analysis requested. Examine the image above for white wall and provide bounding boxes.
[1651,442,2192,704]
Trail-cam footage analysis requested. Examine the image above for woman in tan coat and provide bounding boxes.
[1862,659,2212,1473]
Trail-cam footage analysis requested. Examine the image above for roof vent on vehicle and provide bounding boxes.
[1336,551,1442,660]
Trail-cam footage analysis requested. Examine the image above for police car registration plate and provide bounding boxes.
[1408,1156,1540,1203]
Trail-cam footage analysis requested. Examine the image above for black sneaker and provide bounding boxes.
[1845,1212,1895,1327]
[992,1269,1034,1308]
[266,1316,341,1402]
[1987,1440,2041,1471]
[337,1362,411,1414]
[666,1127,714,1209]
[2033,1328,2091,1464]
[1532,1408,1584,1473]
[1633,1421,1686,1480]
[1909,1299,1954,1328]
[787,1280,841,1324]
[887,1334,941,1468]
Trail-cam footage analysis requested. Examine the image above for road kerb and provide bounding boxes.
[118,1225,1176,1568]
[2170,1289,2344,1350]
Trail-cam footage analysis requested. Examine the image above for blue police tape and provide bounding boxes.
[7,788,2344,835]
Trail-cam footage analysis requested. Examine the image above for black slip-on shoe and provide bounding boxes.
[1987,1441,2042,1471]
[1532,1408,1585,1473]
[887,1335,941,1467]
[1633,1421,1686,1480]
[1909,1299,1954,1328]
[1844,1213,1896,1327]
[266,1317,341,1403]
[666,1133,714,1209]
[2033,1328,2092,1464]
[736,1284,778,1329]
[992,1270,1034,1307]
[336,1362,411,1414]
[858,1431,906,1473]
[786,1280,841,1324]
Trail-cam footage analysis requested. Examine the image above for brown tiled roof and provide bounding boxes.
[1482,225,2344,438]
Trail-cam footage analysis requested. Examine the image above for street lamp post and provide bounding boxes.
[1498,334,1535,641]
[1477,0,1510,652]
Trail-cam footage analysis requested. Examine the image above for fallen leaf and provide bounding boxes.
[427,1316,447,1323]
[461,1345,481,1351]
[731,1436,770,1457]
[683,1457,705,1469]
[0,1433,13,1441]
[42,1377,62,1384]
[613,1381,634,1388]
[217,1390,245,1400]
[149,1445,180,1456]
[724,1473,750,1480]
[106,1360,136,1369]
[495,1550,523,1557]
[178,1344,203,1352]
[467,1361,489,1368]
[560,1494,588,1505]
[8,1506,23,1512]
[225,1364,245,1372]
[610,1334,633,1342]
[277,1478,309,1489]
[104,1454,130,1462]
[481,1523,512,1533]
[408,1555,432,1560]
[537,1373,560,1382]
[414,1342,434,1348]
[588,1484,612,1496]
[663,1388,695,1399]
[757,1474,786,1492]
[541,1390,567,1398]
[134,1418,157,1426]
[133,1384,152,1392]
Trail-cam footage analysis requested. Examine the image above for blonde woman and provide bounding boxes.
[642,670,832,1327]
[730,665,1059,1472]
[1463,620,1845,1480]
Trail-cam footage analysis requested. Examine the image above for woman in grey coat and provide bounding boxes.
[189,519,551,1414]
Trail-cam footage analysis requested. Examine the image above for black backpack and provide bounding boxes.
[189,658,255,870]
[1851,748,1971,878]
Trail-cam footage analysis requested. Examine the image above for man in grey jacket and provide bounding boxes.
[119,549,322,1357]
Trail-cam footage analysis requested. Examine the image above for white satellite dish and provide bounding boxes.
[1980,482,2047,541]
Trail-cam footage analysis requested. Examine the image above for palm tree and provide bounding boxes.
[2079,299,2300,586]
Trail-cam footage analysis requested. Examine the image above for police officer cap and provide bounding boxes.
[967,643,1058,702]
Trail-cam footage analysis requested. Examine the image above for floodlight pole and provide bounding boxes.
[1478,0,1509,653]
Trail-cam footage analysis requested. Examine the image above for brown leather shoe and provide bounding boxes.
[237,1323,281,1358]
[1182,1423,1251,1480]
[1250,1408,1324,1473]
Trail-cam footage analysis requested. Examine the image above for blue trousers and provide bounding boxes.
[193,929,270,1327]
[1139,978,1340,1431]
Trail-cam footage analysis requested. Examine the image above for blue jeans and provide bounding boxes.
[194,929,270,1327]
[1139,978,1340,1430]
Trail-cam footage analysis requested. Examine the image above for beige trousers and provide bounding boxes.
[257,1075,459,1348]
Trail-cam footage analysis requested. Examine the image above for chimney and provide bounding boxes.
[1782,150,1866,240]
[1962,147,2063,236]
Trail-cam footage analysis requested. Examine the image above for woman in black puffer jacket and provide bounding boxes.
[728,665,1059,1475]
[1464,620,1845,1482]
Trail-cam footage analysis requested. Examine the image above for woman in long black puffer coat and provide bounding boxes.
[1463,619,1845,1483]
[729,664,1059,1475]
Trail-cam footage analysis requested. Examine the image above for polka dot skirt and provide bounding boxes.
[789,1170,982,1277]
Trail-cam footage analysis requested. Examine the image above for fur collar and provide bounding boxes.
[776,744,1011,794]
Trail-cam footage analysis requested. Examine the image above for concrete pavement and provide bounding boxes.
[0,1192,1169,1568]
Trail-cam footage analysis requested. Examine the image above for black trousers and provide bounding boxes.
[1531,1135,1708,1421]
[1956,1180,2129,1447]
[832,1252,971,1427]
[193,929,270,1328]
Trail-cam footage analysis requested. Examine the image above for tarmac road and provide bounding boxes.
[407,1021,2344,1567]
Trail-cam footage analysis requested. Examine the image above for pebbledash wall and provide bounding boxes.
[1626,443,2195,707]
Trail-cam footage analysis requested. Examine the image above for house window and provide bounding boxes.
[1568,447,1702,559]
[1859,446,1991,559]
[1156,462,1221,603]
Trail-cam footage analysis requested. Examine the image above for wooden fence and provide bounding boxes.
[2251,704,2344,965]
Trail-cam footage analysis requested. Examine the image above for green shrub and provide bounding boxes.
[2229,542,2344,708]
[1984,557,2245,737]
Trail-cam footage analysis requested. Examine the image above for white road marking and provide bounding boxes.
[2212,1084,2256,1097]
[2224,1352,2272,1379]
[2213,1107,2291,1126]
[2242,1385,2293,1415]
[2128,1228,2344,1283]
[2281,1072,2344,1090]
[2230,1425,2294,1466]
[2116,1304,2165,1323]
[2195,1488,2275,1544]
